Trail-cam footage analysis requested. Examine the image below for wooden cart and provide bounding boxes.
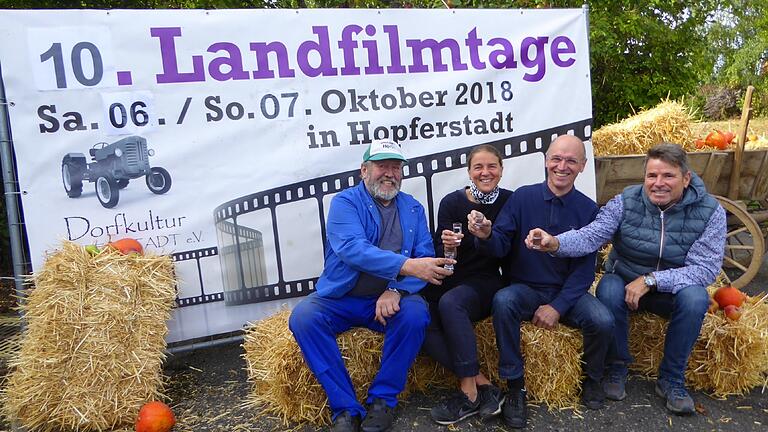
[594,87,768,289]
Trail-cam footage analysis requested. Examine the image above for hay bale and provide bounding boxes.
[2,241,176,431]
[687,294,768,397]
[592,100,697,156]
[629,292,768,398]
[243,310,394,426]
[474,320,582,409]
[244,309,583,427]
[628,313,667,377]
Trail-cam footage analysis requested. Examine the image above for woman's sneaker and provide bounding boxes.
[477,384,505,421]
[430,392,480,425]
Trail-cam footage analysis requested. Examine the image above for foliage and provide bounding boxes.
[0,0,259,8]
[587,1,717,126]
[463,1,720,127]
[703,1,768,118]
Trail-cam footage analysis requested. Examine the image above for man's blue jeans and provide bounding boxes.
[595,273,709,384]
[492,283,614,383]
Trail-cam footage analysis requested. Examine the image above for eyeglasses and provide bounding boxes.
[547,155,584,167]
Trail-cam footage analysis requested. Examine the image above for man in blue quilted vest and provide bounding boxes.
[527,143,726,415]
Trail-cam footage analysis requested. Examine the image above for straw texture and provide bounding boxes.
[629,291,768,398]
[243,309,583,427]
[745,136,768,150]
[2,241,176,431]
[474,319,583,409]
[245,273,768,427]
[592,100,697,155]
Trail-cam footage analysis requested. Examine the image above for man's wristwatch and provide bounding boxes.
[643,273,657,292]
[388,287,407,297]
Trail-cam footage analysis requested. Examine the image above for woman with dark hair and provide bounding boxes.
[421,144,513,425]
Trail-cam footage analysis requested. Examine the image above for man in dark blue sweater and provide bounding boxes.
[469,134,614,428]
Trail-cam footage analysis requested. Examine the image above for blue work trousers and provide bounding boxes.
[288,292,429,420]
[492,283,614,382]
[596,273,709,384]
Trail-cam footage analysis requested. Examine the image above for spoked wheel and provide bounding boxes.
[716,196,765,289]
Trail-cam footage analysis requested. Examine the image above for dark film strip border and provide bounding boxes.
[174,119,592,306]
[214,118,592,224]
[172,246,222,306]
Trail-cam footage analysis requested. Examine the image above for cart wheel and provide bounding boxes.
[716,196,765,288]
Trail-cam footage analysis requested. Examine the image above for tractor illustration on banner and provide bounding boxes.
[61,136,172,208]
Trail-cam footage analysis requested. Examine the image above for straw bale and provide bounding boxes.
[687,294,768,397]
[474,320,583,409]
[244,309,583,427]
[1,241,177,431]
[243,310,385,426]
[592,100,697,156]
[629,290,768,398]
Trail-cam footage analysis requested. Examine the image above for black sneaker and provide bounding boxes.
[361,398,395,432]
[603,367,627,401]
[581,378,606,410]
[501,388,527,429]
[331,411,360,432]
[430,392,480,425]
[477,384,505,421]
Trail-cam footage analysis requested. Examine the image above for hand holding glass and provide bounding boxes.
[473,212,485,229]
[532,233,542,249]
[444,223,462,271]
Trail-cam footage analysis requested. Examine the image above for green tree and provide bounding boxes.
[588,1,717,125]
[705,1,768,116]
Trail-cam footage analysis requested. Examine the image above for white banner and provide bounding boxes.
[0,8,594,343]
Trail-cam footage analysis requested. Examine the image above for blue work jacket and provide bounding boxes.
[315,181,435,298]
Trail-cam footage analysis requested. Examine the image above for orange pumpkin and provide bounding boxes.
[136,401,175,432]
[720,130,736,145]
[108,238,143,255]
[702,129,736,150]
[713,285,746,309]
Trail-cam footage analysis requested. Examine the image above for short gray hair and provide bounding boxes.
[645,143,689,175]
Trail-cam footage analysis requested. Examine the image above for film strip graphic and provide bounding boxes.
[172,247,221,306]
[173,119,592,307]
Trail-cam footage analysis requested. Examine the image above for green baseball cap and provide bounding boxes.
[362,139,408,163]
